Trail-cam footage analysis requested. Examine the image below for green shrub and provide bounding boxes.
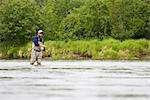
[103,49,118,59]
[0,39,149,60]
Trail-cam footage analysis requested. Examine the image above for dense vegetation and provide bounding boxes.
[0,39,150,60]
[0,0,149,43]
[0,0,149,60]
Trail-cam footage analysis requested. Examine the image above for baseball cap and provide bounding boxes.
[38,30,44,34]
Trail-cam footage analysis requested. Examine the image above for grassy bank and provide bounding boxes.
[0,39,150,60]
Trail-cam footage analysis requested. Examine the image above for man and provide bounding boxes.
[30,30,45,66]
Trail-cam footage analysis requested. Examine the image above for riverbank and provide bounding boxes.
[0,39,150,60]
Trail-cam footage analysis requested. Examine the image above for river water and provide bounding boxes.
[0,60,150,100]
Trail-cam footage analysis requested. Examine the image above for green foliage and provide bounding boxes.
[58,0,149,40]
[42,0,84,40]
[109,0,149,40]
[103,49,118,59]
[0,0,43,44]
[0,0,149,43]
[60,0,110,40]
[1,39,149,60]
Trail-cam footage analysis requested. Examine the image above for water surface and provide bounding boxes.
[0,60,150,100]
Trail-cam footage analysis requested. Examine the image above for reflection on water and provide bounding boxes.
[0,60,150,100]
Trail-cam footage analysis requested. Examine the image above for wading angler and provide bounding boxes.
[30,30,45,66]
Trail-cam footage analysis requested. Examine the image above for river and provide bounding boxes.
[0,60,150,100]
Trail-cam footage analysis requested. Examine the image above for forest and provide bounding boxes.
[0,0,149,42]
[0,0,149,59]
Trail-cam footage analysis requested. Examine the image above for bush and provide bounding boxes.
[103,49,118,59]
[0,0,43,44]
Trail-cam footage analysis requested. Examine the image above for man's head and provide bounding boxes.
[38,30,44,37]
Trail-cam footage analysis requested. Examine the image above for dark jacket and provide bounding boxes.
[33,35,44,46]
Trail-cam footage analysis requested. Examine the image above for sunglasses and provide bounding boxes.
[39,32,43,34]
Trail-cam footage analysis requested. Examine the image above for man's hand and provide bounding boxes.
[39,42,46,51]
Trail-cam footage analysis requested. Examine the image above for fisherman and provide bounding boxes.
[30,30,45,66]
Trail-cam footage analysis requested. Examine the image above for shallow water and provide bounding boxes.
[0,60,150,100]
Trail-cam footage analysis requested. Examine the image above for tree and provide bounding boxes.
[59,0,110,40]
[0,0,43,44]
[42,0,84,40]
[0,0,149,42]
[108,0,149,39]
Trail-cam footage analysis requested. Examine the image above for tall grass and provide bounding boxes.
[0,39,150,60]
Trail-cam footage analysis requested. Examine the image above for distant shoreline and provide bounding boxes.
[0,39,150,60]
